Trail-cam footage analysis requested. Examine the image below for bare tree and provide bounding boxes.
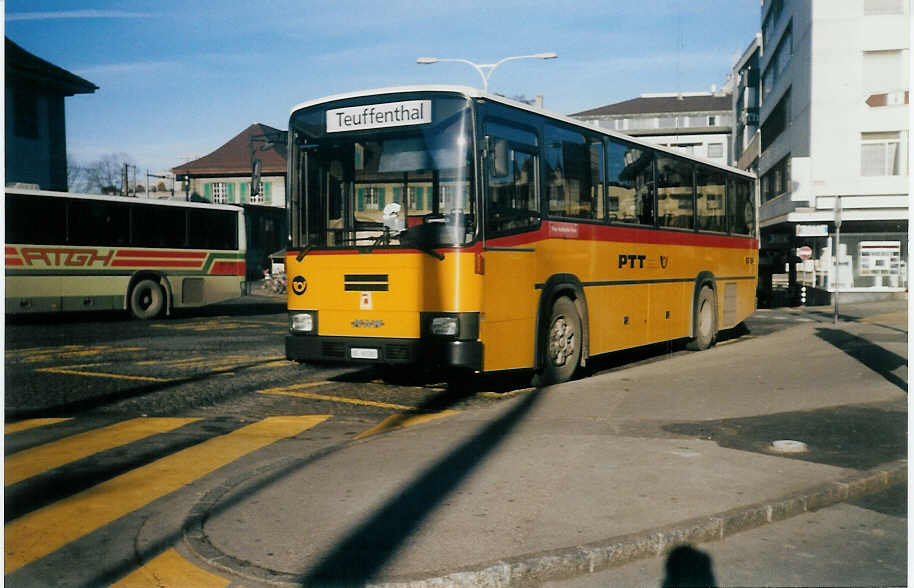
[85,152,135,194]
[67,154,87,192]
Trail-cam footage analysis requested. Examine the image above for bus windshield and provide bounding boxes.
[292,95,476,249]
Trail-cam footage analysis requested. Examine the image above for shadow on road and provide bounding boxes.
[301,388,542,584]
[815,328,907,393]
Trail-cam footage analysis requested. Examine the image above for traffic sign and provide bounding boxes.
[797,245,813,260]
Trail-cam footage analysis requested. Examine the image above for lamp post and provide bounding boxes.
[416,53,557,93]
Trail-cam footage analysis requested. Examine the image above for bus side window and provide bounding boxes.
[6,194,66,244]
[656,155,694,230]
[69,200,130,246]
[607,138,654,226]
[728,178,755,236]
[486,141,539,236]
[696,166,726,232]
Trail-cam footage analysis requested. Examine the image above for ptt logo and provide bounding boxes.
[618,254,647,269]
[292,275,307,295]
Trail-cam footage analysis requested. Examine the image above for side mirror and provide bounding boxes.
[489,137,509,178]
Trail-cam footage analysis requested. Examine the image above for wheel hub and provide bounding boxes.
[548,316,575,367]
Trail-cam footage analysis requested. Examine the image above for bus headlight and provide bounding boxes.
[290,311,316,333]
[430,316,459,336]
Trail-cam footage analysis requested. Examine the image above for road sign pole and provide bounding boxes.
[834,196,842,325]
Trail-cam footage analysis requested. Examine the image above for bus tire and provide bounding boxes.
[536,296,581,386]
[687,285,717,351]
[130,279,165,319]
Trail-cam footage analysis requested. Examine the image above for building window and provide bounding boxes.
[212,182,227,204]
[761,155,790,202]
[762,0,784,47]
[761,91,790,151]
[864,0,904,14]
[250,182,264,204]
[861,132,902,176]
[707,143,724,158]
[762,26,792,99]
[707,116,717,127]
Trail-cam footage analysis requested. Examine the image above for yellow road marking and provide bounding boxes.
[35,366,171,382]
[110,548,230,588]
[861,311,907,325]
[477,387,535,399]
[354,410,458,440]
[7,345,146,363]
[4,418,73,435]
[5,418,199,487]
[5,415,330,573]
[260,382,415,411]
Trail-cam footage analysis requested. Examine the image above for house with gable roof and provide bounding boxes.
[171,123,287,208]
[172,123,288,283]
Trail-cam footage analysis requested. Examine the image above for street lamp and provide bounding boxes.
[416,52,557,92]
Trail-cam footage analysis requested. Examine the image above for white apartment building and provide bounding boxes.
[570,92,734,167]
[757,0,909,304]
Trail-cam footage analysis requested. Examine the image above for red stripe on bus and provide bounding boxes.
[5,257,24,266]
[109,260,204,268]
[6,246,20,254]
[114,250,208,259]
[489,222,758,250]
[210,260,246,276]
[292,222,758,256]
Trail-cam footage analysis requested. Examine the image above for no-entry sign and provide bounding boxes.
[797,245,813,260]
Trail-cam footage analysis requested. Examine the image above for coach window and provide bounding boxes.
[189,209,238,250]
[656,155,694,229]
[728,177,755,236]
[696,166,726,232]
[607,138,654,225]
[132,206,187,248]
[6,195,66,245]
[69,200,130,246]
[544,124,601,219]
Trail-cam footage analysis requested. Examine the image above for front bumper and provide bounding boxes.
[285,335,482,372]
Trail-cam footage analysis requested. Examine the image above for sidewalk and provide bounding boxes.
[185,300,908,586]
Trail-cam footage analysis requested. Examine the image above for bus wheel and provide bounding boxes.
[687,286,717,351]
[130,279,165,319]
[537,296,581,386]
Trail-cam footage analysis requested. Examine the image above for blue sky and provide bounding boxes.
[6,1,761,174]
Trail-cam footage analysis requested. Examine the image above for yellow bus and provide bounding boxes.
[284,86,757,384]
[5,188,246,319]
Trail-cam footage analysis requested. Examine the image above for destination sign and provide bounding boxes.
[326,100,432,133]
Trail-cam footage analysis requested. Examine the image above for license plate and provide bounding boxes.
[350,347,379,360]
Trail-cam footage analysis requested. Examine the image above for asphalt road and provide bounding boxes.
[4,297,907,586]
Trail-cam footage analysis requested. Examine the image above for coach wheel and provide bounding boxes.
[130,279,165,320]
[536,296,581,386]
[687,286,717,351]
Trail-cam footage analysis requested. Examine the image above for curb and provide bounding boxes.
[371,459,907,587]
[184,459,905,587]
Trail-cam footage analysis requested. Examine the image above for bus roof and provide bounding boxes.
[5,187,245,213]
[288,84,756,180]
